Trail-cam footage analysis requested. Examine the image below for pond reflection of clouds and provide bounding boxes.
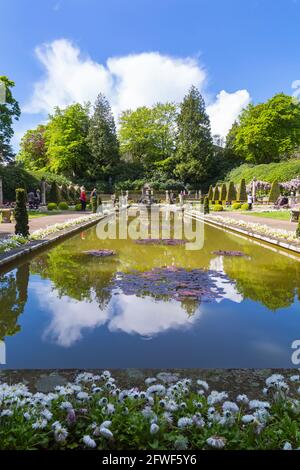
[35,281,202,347]
[0,341,6,364]
[209,257,243,304]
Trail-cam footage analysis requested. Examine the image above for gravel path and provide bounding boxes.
[212,211,296,231]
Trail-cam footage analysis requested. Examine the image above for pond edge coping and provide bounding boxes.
[0,213,110,270]
[187,210,300,257]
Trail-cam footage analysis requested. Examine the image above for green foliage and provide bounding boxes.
[45,103,90,178]
[175,86,213,185]
[17,125,47,170]
[49,181,61,203]
[203,196,209,214]
[213,185,220,201]
[0,76,21,162]
[14,189,29,237]
[268,181,281,203]
[207,185,213,200]
[47,203,58,211]
[225,159,300,184]
[232,202,242,210]
[212,204,224,211]
[75,203,82,211]
[119,103,177,175]
[237,178,247,202]
[241,203,250,210]
[87,94,119,180]
[227,93,300,164]
[0,164,39,201]
[297,219,300,238]
[220,183,227,201]
[91,196,97,213]
[226,181,237,202]
[58,202,68,210]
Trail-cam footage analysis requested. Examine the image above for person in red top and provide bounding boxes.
[80,186,87,211]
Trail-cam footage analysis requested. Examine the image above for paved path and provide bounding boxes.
[0,211,91,239]
[210,211,297,232]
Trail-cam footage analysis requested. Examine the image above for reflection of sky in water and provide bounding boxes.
[0,341,5,364]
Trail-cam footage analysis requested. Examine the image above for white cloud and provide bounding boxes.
[207,89,251,137]
[24,38,251,138]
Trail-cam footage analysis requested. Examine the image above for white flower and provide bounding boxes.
[165,400,178,412]
[207,391,228,405]
[242,414,256,424]
[54,426,68,443]
[290,375,300,382]
[32,419,48,429]
[177,417,193,428]
[248,400,270,410]
[222,401,239,414]
[193,415,205,428]
[100,427,113,439]
[100,420,112,429]
[146,384,166,396]
[283,442,293,450]
[196,380,209,391]
[105,403,115,415]
[60,401,73,410]
[77,391,89,401]
[83,435,97,448]
[23,412,31,420]
[98,397,108,406]
[236,394,249,405]
[150,423,159,434]
[145,377,157,385]
[162,412,173,424]
[206,436,226,449]
[1,409,13,417]
[142,406,155,419]
[266,374,284,387]
[41,409,53,421]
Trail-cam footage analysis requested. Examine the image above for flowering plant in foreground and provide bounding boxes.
[1,372,300,450]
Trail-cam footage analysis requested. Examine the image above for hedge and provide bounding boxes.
[225,159,300,184]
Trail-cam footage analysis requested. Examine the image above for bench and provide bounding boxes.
[0,208,13,223]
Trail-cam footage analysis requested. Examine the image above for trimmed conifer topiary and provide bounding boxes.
[226,181,237,203]
[49,181,61,203]
[268,181,281,203]
[14,188,29,237]
[204,196,209,214]
[220,183,227,201]
[213,185,220,202]
[207,185,213,200]
[91,196,98,213]
[237,178,247,202]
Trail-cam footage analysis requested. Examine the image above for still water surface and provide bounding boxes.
[0,214,300,368]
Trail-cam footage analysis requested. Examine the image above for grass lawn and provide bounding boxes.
[240,211,291,220]
[28,211,63,219]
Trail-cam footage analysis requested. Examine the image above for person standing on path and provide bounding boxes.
[247,193,253,210]
[80,186,87,211]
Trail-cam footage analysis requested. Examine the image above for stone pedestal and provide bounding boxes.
[41,179,46,206]
[166,190,170,203]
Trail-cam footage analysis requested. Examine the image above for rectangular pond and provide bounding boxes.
[0,209,300,369]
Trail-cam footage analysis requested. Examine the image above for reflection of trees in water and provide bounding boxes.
[222,252,300,311]
[0,263,29,339]
[30,245,113,310]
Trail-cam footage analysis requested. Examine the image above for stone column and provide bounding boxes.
[166,190,170,203]
[41,179,46,206]
[179,193,184,206]
[0,177,3,206]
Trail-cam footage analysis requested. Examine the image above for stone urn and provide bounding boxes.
[1,209,12,223]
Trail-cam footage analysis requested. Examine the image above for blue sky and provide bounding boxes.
[1,0,300,148]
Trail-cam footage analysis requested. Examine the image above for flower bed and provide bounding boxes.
[0,371,300,450]
[0,214,103,254]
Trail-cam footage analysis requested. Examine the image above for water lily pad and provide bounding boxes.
[83,250,116,257]
[212,250,246,257]
[135,239,185,246]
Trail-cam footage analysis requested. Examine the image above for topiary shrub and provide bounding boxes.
[297,219,300,238]
[220,183,227,201]
[58,202,69,210]
[226,181,237,203]
[47,202,57,211]
[49,181,61,203]
[60,184,69,203]
[14,188,29,237]
[268,180,281,203]
[213,185,220,202]
[237,178,247,202]
[241,203,250,210]
[204,196,209,214]
[232,202,242,210]
[75,203,82,211]
[91,196,97,213]
[207,185,213,200]
[212,204,224,212]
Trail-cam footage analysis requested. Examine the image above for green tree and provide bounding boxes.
[0,76,21,162]
[49,181,61,203]
[207,185,213,200]
[226,181,237,202]
[268,180,281,203]
[229,94,300,164]
[87,94,119,180]
[17,124,48,170]
[14,188,29,237]
[237,178,247,202]
[119,102,177,175]
[175,86,213,186]
[203,196,209,214]
[213,185,220,202]
[45,103,90,178]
